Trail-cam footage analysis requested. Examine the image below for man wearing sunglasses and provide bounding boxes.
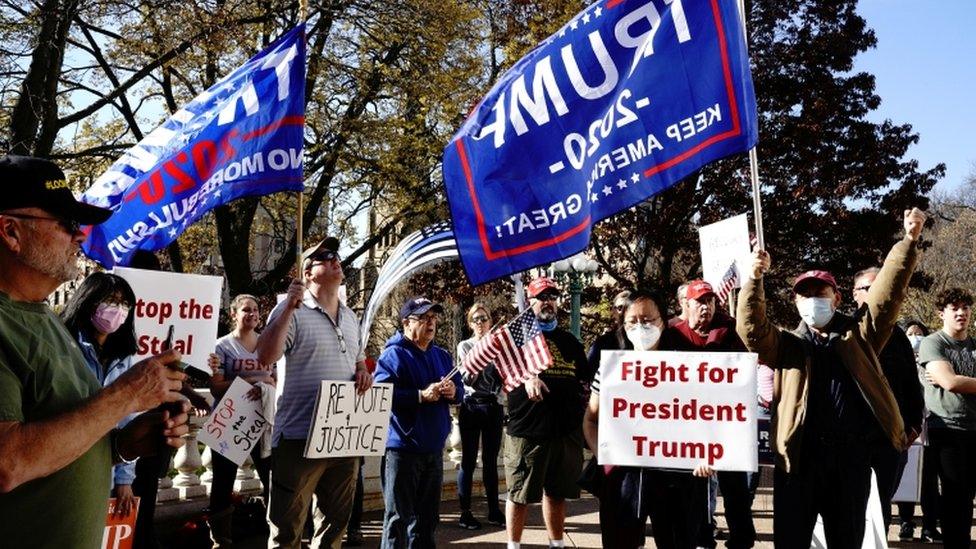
[374,296,463,548]
[0,155,191,548]
[586,290,632,385]
[257,236,372,549]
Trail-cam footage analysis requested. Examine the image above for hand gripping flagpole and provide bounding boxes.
[738,0,765,251]
[296,0,309,274]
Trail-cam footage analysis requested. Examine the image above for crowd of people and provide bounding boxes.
[2,154,976,549]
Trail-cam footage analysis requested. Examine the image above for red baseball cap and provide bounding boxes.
[792,270,837,293]
[686,280,716,301]
[527,276,560,298]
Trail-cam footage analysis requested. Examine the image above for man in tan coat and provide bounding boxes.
[737,208,925,547]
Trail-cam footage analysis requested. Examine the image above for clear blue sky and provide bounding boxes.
[855,0,975,195]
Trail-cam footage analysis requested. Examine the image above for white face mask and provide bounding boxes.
[797,297,835,329]
[908,334,924,352]
[626,324,661,351]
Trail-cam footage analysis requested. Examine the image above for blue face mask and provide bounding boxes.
[538,318,557,332]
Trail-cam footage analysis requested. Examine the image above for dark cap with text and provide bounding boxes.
[400,297,444,320]
[0,155,111,225]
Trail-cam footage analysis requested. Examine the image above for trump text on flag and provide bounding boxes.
[443,0,757,285]
[597,350,758,471]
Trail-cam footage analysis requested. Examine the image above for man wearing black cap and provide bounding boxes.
[738,208,926,547]
[257,236,373,549]
[0,155,191,548]
[374,296,463,548]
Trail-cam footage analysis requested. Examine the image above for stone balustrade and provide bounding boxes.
[155,407,506,520]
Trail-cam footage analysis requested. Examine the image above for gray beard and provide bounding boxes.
[20,230,79,283]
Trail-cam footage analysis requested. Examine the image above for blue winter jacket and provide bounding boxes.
[374,332,462,454]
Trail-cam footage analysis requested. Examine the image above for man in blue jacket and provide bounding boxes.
[375,296,463,548]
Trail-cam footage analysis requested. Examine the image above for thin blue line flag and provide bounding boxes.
[81,24,307,268]
[443,0,757,286]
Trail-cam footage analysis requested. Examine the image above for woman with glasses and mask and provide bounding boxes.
[455,303,506,529]
[61,273,143,524]
[583,289,715,549]
[207,294,275,548]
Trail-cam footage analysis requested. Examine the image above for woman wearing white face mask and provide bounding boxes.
[583,289,681,549]
[62,273,143,522]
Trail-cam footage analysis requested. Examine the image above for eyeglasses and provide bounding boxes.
[853,285,871,293]
[613,304,628,311]
[471,315,490,324]
[624,318,661,329]
[408,314,440,324]
[100,300,131,312]
[534,294,559,302]
[1,212,80,235]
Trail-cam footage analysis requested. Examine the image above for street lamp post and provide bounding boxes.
[550,253,599,339]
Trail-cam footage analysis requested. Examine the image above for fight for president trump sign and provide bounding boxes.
[444,0,757,285]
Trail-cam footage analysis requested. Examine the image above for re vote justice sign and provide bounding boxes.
[598,350,758,471]
[114,267,223,371]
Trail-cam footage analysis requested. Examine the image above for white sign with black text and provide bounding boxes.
[198,377,271,466]
[304,381,393,459]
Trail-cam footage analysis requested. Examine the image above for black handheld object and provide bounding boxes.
[156,324,183,477]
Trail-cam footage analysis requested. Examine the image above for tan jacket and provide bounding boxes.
[736,237,919,472]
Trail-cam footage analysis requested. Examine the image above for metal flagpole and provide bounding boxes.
[296,0,309,274]
[737,0,765,250]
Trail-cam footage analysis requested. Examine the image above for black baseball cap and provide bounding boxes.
[0,155,112,225]
[400,296,444,320]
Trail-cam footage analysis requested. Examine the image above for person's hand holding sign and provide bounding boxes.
[112,484,137,518]
[354,365,373,395]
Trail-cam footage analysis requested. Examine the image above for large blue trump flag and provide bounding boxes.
[81,25,306,267]
[443,0,757,285]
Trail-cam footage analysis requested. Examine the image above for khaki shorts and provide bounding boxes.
[504,428,583,504]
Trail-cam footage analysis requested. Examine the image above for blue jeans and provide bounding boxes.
[381,449,444,548]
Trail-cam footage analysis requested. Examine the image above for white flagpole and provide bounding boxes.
[737,0,766,251]
[296,0,309,275]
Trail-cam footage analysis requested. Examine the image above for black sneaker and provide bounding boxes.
[487,509,506,526]
[459,510,482,530]
[899,522,915,541]
[920,528,943,543]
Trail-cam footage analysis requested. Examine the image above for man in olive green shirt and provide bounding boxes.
[0,156,191,548]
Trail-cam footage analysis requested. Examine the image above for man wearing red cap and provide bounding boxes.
[505,276,588,549]
[738,208,927,547]
[658,281,756,548]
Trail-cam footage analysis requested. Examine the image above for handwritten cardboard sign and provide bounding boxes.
[113,267,222,371]
[102,497,141,549]
[699,213,751,291]
[598,350,758,471]
[198,377,271,466]
[304,382,393,458]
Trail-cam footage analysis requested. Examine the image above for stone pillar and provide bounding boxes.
[235,453,263,493]
[156,453,179,503]
[173,417,207,499]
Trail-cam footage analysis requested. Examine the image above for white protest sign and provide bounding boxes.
[304,381,393,458]
[114,267,222,371]
[699,213,751,290]
[198,377,271,466]
[598,350,758,471]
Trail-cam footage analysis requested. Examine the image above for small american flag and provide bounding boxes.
[460,308,553,392]
[716,260,739,305]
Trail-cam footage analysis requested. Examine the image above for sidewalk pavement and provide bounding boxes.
[212,486,943,548]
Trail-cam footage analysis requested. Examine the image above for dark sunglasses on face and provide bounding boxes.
[534,294,559,302]
[2,212,80,235]
[471,315,490,324]
[311,250,340,263]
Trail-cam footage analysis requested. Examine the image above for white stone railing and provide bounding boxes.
[156,406,506,516]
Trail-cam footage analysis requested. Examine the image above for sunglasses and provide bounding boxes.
[534,294,559,302]
[471,315,490,324]
[310,250,340,263]
[2,212,80,235]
